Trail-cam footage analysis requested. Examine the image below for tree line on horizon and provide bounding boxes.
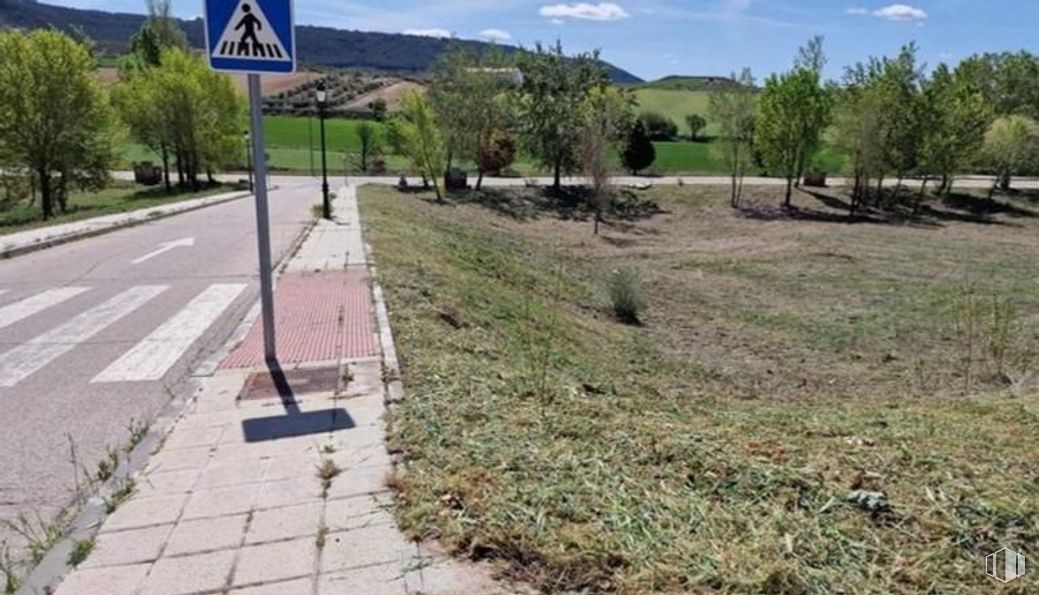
[0,4,1037,221]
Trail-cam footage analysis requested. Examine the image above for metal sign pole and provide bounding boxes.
[248,74,277,363]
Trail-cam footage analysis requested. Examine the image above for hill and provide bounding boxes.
[0,0,642,83]
[635,75,744,91]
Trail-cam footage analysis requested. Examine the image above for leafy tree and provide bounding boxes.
[475,132,517,182]
[0,30,117,220]
[579,85,634,234]
[391,90,446,201]
[955,51,1039,119]
[517,41,608,191]
[350,121,382,173]
[685,114,707,141]
[621,120,655,175]
[429,46,516,188]
[115,49,241,191]
[125,0,187,70]
[918,64,991,200]
[369,98,388,122]
[639,111,679,140]
[983,115,1039,197]
[756,39,832,207]
[709,68,756,207]
[876,44,926,200]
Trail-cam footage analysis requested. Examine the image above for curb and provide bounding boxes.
[0,189,253,260]
[14,196,317,595]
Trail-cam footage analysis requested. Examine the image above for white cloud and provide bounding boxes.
[539,2,630,22]
[402,28,454,38]
[479,28,512,41]
[871,4,927,21]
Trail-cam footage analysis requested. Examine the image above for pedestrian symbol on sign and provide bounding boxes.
[205,0,295,74]
[212,0,289,61]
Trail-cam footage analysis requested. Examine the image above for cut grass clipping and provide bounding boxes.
[360,184,1039,594]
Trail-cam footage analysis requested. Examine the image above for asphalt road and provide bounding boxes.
[0,179,318,546]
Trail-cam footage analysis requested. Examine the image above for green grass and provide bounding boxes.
[263,115,388,153]
[633,89,713,136]
[361,183,1039,594]
[0,182,238,236]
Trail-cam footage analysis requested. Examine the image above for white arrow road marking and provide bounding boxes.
[132,238,195,265]
[93,284,247,383]
[0,287,91,330]
[0,286,168,388]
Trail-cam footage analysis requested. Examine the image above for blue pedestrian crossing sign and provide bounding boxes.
[205,0,296,74]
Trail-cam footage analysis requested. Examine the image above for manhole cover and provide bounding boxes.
[239,366,342,401]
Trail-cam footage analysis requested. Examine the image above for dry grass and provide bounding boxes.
[360,183,1039,594]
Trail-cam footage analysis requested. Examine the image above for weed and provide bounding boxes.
[0,543,21,595]
[317,459,342,496]
[104,478,136,514]
[607,267,645,325]
[311,203,324,219]
[67,539,95,568]
[2,513,64,564]
[95,446,120,483]
[315,523,329,550]
[322,443,337,455]
[125,418,150,453]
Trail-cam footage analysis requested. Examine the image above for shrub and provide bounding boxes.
[639,111,679,140]
[607,268,645,324]
[621,120,656,175]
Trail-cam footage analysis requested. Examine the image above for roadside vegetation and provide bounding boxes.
[362,182,1039,594]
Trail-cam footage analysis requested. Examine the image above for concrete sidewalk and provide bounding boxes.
[47,186,513,595]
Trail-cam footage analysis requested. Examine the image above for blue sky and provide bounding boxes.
[50,0,1039,81]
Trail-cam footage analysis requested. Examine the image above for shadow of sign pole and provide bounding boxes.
[240,362,355,443]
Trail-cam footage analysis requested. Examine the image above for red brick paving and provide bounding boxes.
[221,270,378,368]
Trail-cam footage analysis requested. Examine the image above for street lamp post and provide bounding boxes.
[316,81,331,220]
[243,130,254,193]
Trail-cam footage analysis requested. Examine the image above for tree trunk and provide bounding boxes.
[476,169,485,191]
[161,146,172,193]
[730,172,738,209]
[875,175,884,207]
[1000,172,1011,192]
[784,175,794,208]
[553,159,562,192]
[38,168,52,221]
[913,177,928,217]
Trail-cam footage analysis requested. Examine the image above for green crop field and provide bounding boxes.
[263,116,387,153]
[632,89,714,136]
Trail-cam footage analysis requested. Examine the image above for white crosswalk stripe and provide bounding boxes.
[93,284,247,383]
[0,286,168,388]
[0,287,90,330]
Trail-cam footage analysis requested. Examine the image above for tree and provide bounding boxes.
[369,98,388,122]
[0,30,117,220]
[579,85,634,234]
[350,121,382,173]
[685,114,707,141]
[917,64,991,200]
[428,46,516,189]
[955,51,1039,119]
[517,41,609,192]
[639,111,679,140]
[709,68,756,207]
[475,132,517,182]
[621,120,655,175]
[115,48,241,192]
[756,39,832,207]
[391,90,446,201]
[125,0,187,70]
[982,115,1039,197]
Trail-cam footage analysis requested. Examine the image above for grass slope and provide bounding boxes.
[633,89,713,137]
[362,184,1039,594]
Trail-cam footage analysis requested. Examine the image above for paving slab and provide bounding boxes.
[46,186,522,595]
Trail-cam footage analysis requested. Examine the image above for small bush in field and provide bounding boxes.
[607,268,645,324]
